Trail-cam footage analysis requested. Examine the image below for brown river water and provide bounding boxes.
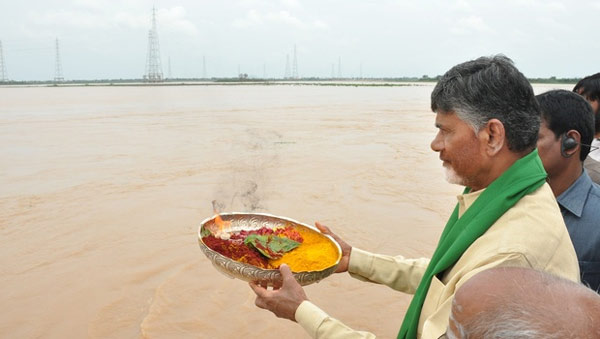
[0,83,571,338]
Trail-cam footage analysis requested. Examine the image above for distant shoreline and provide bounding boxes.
[0,78,577,88]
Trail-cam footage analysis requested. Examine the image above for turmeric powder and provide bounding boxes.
[269,226,339,272]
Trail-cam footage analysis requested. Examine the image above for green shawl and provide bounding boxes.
[397,150,547,338]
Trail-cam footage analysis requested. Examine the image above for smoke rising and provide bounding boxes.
[212,128,284,213]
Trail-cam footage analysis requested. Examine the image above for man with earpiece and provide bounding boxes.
[536,89,600,292]
[574,73,600,184]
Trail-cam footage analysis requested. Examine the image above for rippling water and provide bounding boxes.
[0,83,571,338]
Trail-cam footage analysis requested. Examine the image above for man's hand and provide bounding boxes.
[315,221,352,273]
[249,264,307,322]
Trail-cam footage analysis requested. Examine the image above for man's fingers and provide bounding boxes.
[279,264,296,284]
[254,296,267,310]
[249,282,268,298]
[315,221,330,234]
[249,282,271,310]
[316,221,341,243]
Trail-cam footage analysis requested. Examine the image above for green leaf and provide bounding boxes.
[200,226,212,237]
[244,234,300,259]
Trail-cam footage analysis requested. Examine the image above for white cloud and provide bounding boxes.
[453,0,473,11]
[451,15,491,35]
[546,1,567,11]
[232,9,327,30]
[158,7,199,36]
[280,0,301,9]
[534,16,572,32]
[29,9,110,29]
[72,0,105,11]
[312,20,329,30]
[113,11,147,29]
[265,10,305,28]
[506,0,568,11]
[113,7,198,36]
[232,9,264,28]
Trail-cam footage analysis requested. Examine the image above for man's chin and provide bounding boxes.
[444,167,466,186]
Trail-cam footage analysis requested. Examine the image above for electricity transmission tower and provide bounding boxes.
[168,56,172,79]
[144,7,163,82]
[284,54,291,79]
[202,55,207,79]
[0,40,7,82]
[292,44,298,79]
[337,56,342,78]
[54,38,64,82]
[360,62,363,79]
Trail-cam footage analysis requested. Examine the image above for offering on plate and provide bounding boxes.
[198,212,341,286]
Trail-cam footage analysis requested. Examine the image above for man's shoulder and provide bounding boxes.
[584,176,600,211]
[517,181,560,211]
[486,182,566,244]
[564,170,600,207]
[459,181,578,281]
[483,182,564,236]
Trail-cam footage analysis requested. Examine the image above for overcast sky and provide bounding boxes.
[1,0,599,81]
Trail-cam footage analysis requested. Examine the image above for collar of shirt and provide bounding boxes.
[456,189,484,218]
[557,170,594,218]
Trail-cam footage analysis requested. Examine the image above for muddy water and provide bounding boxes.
[0,83,570,338]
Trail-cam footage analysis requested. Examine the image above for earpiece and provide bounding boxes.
[561,134,578,158]
[559,133,600,158]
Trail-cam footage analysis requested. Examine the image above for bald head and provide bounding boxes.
[447,267,600,339]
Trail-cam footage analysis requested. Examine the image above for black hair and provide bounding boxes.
[573,72,600,133]
[536,89,595,161]
[431,55,540,152]
[573,73,600,102]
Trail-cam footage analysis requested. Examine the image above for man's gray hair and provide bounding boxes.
[457,301,574,339]
[431,55,541,152]
[450,269,599,339]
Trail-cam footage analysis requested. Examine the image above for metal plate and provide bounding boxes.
[198,212,341,286]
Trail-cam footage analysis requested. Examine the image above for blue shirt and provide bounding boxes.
[558,169,600,292]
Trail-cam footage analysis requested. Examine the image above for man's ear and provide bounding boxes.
[562,129,582,158]
[481,119,505,156]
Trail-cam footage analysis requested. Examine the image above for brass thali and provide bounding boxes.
[198,212,341,286]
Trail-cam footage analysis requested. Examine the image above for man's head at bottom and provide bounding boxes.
[443,267,600,339]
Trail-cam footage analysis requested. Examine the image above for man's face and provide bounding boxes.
[590,100,599,116]
[576,89,599,134]
[576,89,599,115]
[536,119,564,178]
[430,111,485,190]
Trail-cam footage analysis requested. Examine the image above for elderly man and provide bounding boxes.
[445,267,600,338]
[574,73,600,183]
[250,56,580,339]
[536,89,600,291]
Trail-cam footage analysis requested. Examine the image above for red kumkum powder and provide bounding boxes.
[202,225,303,269]
[202,235,269,268]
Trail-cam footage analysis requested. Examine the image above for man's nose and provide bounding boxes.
[431,133,442,152]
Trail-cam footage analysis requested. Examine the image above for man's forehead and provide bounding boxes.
[434,111,460,126]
